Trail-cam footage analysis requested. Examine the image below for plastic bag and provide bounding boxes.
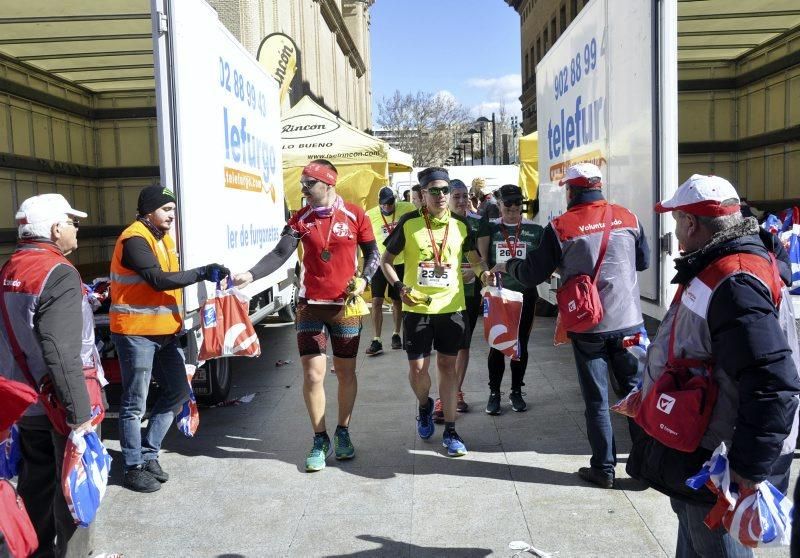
[481,279,524,360]
[199,280,260,360]
[611,328,650,417]
[686,442,793,548]
[0,425,22,480]
[176,365,199,437]
[553,313,570,346]
[761,214,782,235]
[61,428,111,528]
[343,294,369,318]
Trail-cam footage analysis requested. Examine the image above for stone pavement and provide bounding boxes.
[93,311,794,557]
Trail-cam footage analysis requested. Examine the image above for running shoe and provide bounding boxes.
[416,397,435,439]
[442,430,468,457]
[391,333,403,350]
[509,390,527,412]
[334,427,355,460]
[485,391,502,415]
[456,391,469,413]
[305,435,332,472]
[432,398,445,424]
[365,339,383,356]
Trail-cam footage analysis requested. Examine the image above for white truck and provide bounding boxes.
[0,0,297,404]
[534,0,678,320]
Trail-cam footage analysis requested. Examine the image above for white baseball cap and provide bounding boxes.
[559,162,603,186]
[15,193,87,225]
[655,174,740,216]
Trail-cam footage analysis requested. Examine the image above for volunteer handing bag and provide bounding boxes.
[481,273,524,360]
[61,425,111,528]
[176,365,199,437]
[686,442,793,548]
[199,279,261,360]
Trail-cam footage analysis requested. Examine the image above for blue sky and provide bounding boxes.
[370,0,521,127]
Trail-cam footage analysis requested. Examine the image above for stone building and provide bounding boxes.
[505,0,800,205]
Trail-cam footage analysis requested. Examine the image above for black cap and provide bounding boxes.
[497,184,523,201]
[137,185,176,215]
[378,187,396,205]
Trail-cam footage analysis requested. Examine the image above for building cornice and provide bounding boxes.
[318,0,367,77]
[504,0,522,12]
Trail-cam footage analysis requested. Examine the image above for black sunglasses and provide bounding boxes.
[503,199,523,207]
[426,186,450,196]
[300,179,319,188]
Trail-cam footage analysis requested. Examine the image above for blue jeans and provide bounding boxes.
[671,498,753,558]
[570,329,641,476]
[113,334,189,470]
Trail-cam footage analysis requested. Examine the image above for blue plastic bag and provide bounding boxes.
[61,429,111,527]
[0,425,22,479]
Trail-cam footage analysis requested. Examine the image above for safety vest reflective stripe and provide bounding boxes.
[109,272,145,285]
[109,303,181,315]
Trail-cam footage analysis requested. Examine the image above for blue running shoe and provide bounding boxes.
[442,430,467,457]
[416,397,435,440]
[305,435,332,472]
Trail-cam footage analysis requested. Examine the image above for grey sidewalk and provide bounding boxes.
[93,312,794,557]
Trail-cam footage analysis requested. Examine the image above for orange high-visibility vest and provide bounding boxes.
[109,220,183,335]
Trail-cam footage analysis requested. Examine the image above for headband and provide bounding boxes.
[419,169,450,188]
[302,162,337,186]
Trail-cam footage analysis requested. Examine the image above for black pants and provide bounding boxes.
[488,290,537,392]
[17,420,97,558]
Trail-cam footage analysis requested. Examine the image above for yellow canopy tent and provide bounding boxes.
[518,131,540,201]
[388,147,413,173]
[282,96,409,210]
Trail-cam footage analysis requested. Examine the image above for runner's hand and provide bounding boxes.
[349,277,367,296]
[233,272,253,288]
[400,291,418,306]
[462,269,476,284]
[491,262,507,275]
[481,270,496,287]
[71,418,95,434]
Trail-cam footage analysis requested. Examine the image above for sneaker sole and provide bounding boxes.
[335,450,355,460]
[485,409,502,415]
[366,350,383,356]
[123,481,161,493]
[511,406,527,412]
[442,441,468,457]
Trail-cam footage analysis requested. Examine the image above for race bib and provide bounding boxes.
[417,262,452,287]
[494,241,526,263]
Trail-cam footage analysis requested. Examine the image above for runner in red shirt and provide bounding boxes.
[234,159,380,472]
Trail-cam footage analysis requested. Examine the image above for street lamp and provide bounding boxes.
[467,128,479,166]
[477,114,497,165]
[461,138,471,166]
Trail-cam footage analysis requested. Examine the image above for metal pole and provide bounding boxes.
[470,136,474,166]
[491,112,497,165]
[480,124,485,165]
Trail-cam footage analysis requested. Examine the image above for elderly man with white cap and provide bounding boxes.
[627,175,800,557]
[0,194,98,557]
[492,162,650,488]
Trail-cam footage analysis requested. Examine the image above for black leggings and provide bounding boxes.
[488,290,537,392]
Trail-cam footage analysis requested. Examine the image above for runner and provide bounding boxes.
[431,179,482,423]
[381,167,490,457]
[410,184,423,209]
[364,186,416,354]
[477,185,543,415]
[233,159,380,472]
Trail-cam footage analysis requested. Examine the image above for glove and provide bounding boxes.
[202,263,230,282]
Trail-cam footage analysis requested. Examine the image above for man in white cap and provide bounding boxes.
[627,175,800,557]
[492,162,650,488]
[0,194,97,557]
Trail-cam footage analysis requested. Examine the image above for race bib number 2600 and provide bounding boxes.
[494,242,526,263]
[417,262,452,287]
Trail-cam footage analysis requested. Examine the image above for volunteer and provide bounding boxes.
[493,163,649,488]
[627,175,800,557]
[0,194,96,556]
[234,159,380,472]
[364,186,416,354]
[381,167,489,457]
[431,179,482,423]
[477,184,543,415]
[111,185,229,493]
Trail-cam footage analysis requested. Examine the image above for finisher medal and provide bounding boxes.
[320,249,331,262]
[433,264,445,277]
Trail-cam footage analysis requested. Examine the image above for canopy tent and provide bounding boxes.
[518,131,539,201]
[282,96,404,210]
[388,147,413,173]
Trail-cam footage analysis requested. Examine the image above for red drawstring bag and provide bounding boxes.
[556,205,612,333]
[199,280,261,360]
[0,378,37,432]
[481,275,524,360]
[635,295,718,453]
[0,479,38,558]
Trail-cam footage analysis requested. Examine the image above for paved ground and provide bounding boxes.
[92,311,794,557]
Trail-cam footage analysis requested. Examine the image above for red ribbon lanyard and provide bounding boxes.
[317,207,339,255]
[500,222,521,259]
[380,210,396,234]
[423,211,450,266]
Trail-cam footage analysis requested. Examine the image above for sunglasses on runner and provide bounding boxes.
[503,199,523,207]
[300,179,319,188]
[425,186,450,196]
